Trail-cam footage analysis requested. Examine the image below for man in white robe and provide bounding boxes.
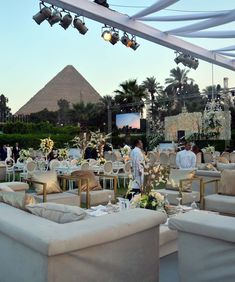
[130,139,144,192]
[176,142,196,169]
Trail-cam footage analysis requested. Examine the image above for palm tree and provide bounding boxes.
[142,76,163,119]
[165,67,194,112]
[114,79,147,113]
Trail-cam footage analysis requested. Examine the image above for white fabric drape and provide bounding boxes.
[139,11,229,22]
[131,0,179,19]
[167,9,235,34]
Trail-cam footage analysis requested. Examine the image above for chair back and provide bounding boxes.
[169,153,177,168]
[49,159,61,170]
[5,158,15,168]
[81,162,89,170]
[159,152,169,165]
[148,152,157,166]
[221,152,230,162]
[203,152,213,163]
[26,161,37,172]
[104,151,113,161]
[230,152,235,163]
[124,161,132,174]
[103,161,113,174]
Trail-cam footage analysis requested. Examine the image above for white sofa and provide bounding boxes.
[0,203,166,282]
[169,211,235,282]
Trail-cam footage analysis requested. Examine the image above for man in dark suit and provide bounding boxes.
[12,142,20,162]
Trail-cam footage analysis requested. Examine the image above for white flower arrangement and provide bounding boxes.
[130,191,165,211]
[40,137,54,155]
[58,148,69,160]
[19,149,31,161]
[120,145,131,157]
[203,144,215,153]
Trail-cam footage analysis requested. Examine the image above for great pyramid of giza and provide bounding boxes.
[16,65,102,115]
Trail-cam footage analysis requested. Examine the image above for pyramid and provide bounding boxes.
[16,65,102,115]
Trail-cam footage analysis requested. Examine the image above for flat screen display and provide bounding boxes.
[116,112,140,129]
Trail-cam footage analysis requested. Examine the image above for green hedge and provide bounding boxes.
[0,134,77,149]
[2,122,79,135]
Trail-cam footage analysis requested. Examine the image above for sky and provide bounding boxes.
[1,0,235,114]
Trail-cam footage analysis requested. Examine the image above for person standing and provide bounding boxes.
[0,145,7,161]
[130,139,145,195]
[176,142,196,169]
[12,142,20,162]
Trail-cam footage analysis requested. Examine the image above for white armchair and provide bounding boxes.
[169,211,235,282]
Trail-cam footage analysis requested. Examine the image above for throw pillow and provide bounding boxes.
[197,163,217,171]
[0,191,35,210]
[218,170,235,196]
[167,169,195,192]
[216,162,235,171]
[217,157,229,164]
[31,171,62,195]
[71,170,102,191]
[26,202,86,223]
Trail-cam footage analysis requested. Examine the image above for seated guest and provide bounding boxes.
[176,142,196,169]
[192,145,205,163]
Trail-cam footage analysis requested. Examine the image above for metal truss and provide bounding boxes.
[38,0,235,71]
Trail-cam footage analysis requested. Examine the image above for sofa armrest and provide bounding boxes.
[201,179,220,209]
[168,210,235,243]
[24,179,48,202]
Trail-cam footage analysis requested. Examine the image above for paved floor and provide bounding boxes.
[160,252,179,282]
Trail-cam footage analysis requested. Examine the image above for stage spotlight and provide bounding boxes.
[109,30,119,45]
[73,17,88,35]
[48,9,62,26]
[174,51,199,69]
[129,37,140,51]
[60,13,72,30]
[101,26,112,41]
[121,33,132,47]
[94,0,109,8]
[33,5,52,25]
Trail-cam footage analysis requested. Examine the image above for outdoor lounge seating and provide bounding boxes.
[155,169,202,205]
[169,211,235,282]
[201,169,235,215]
[62,172,117,208]
[0,203,166,282]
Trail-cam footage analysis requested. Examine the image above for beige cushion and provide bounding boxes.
[217,157,229,164]
[71,170,102,191]
[218,170,235,196]
[68,189,115,206]
[205,194,235,214]
[0,191,35,210]
[0,184,14,192]
[5,181,29,192]
[26,202,86,223]
[33,192,81,206]
[216,162,235,171]
[31,171,62,195]
[197,163,217,171]
[167,169,195,192]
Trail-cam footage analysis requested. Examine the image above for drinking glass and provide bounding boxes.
[190,195,198,210]
[164,193,170,206]
[176,196,183,213]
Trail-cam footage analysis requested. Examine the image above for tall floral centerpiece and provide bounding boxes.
[19,149,31,161]
[58,148,69,160]
[120,145,131,162]
[40,137,54,160]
